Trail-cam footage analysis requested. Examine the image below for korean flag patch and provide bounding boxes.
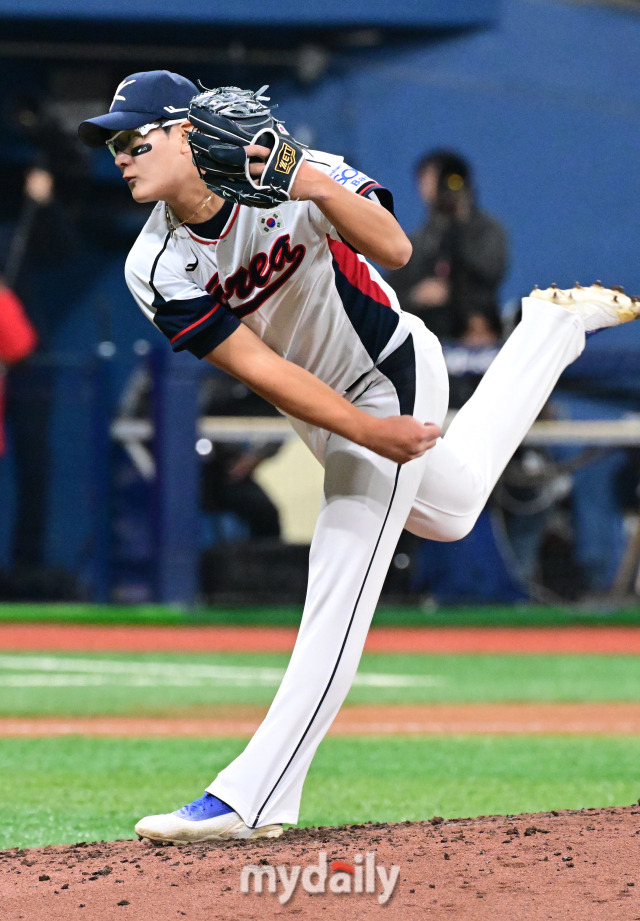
[258,211,284,235]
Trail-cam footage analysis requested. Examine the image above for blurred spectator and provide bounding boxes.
[387,149,509,341]
[2,165,80,594]
[0,278,37,455]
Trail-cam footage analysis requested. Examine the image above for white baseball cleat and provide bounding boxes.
[529,282,640,333]
[135,792,283,844]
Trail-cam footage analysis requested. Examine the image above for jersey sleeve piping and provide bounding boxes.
[170,299,225,345]
[358,181,395,215]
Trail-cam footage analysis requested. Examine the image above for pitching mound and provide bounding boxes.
[2,804,639,920]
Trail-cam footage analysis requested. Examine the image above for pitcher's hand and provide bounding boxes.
[361,416,441,464]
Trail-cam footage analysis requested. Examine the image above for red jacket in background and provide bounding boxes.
[0,285,38,455]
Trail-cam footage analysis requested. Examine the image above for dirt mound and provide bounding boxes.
[2,805,639,920]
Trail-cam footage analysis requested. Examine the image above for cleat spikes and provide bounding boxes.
[527,281,640,330]
[527,284,575,306]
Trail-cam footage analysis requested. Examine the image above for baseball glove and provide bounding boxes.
[187,85,306,208]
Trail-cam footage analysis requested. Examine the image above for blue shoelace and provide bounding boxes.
[174,792,234,820]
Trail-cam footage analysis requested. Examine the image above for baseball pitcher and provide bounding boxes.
[78,71,639,843]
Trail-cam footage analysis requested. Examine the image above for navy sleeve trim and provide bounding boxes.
[180,312,241,359]
[152,292,241,358]
[358,181,395,216]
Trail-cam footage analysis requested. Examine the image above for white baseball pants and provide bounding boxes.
[208,297,585,826]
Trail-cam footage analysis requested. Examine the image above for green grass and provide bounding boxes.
[1,612,639,851]
[1,651,640,715]
[1,735,639,850]
[2,601,640,627]
[0,603,189,626]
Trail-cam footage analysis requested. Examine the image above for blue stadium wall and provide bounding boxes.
[0,0,639,591]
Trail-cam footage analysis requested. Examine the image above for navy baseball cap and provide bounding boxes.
[78,70,198,148]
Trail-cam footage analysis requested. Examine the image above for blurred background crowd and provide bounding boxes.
[1,0,640,608]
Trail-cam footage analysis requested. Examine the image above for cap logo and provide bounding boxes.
[163,105,189,114]
[111,78,136,109]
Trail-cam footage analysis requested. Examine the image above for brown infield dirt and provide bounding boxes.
[2,622,640,919]
[3,807,640,921]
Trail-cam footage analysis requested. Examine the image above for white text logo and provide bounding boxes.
[240,850,400,905]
